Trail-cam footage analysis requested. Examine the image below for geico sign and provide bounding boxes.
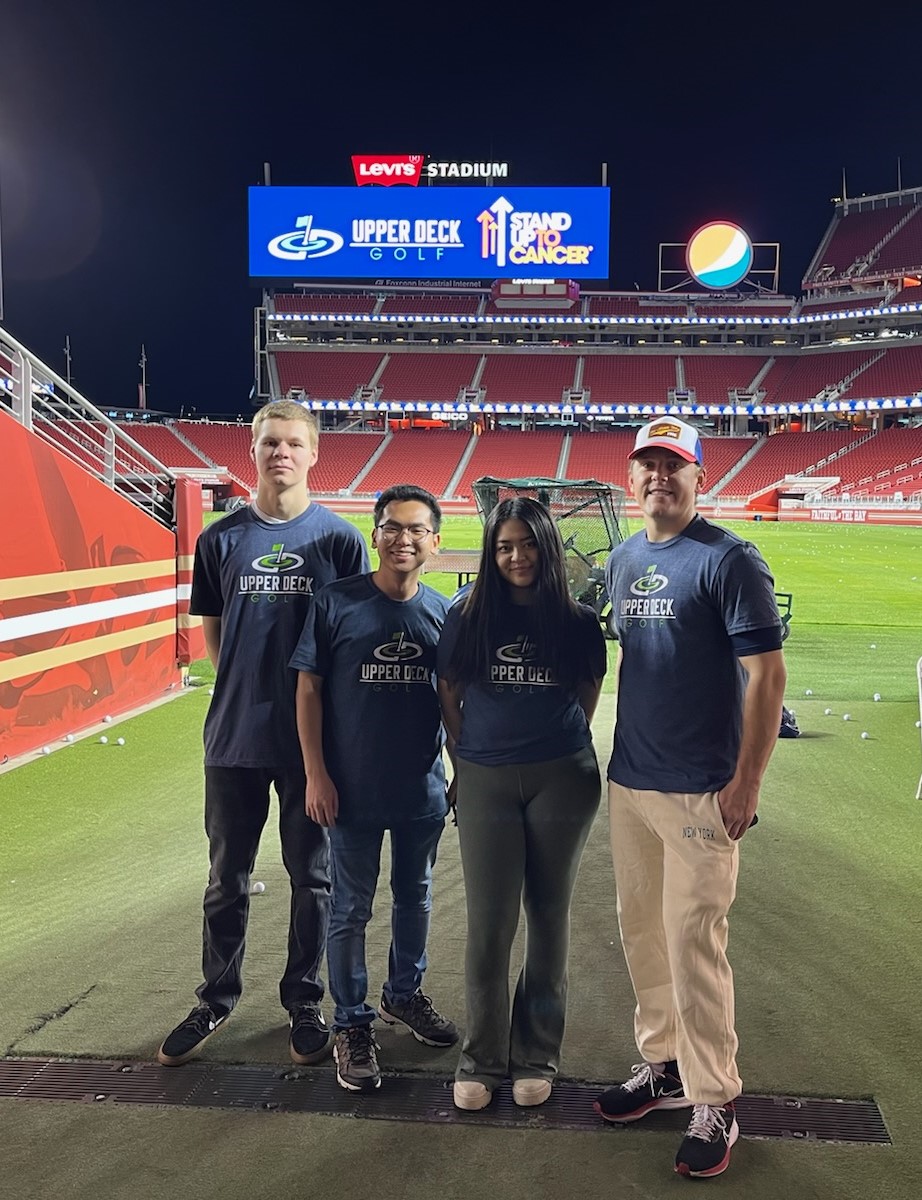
[352,155,424,186]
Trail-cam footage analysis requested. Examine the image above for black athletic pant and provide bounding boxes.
[196,765,330,1016]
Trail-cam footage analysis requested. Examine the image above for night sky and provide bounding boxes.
[3,1,922,414]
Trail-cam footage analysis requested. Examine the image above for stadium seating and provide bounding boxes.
[357,430,471,496]
[716,431,865,498]
[479,354,578,405]
[273,294,377,314]
[376,353,479,404]
[681,356,765,403]
[824,427,922,496]
[274,351,384,399]
[759,350,879,404]
[581,355,678,405]
[453,430,564,498]
[378,294,479,314]
[564,430,637,483]
[845,344,922,398]
[176,421,254,484]
[116,423,213,469]
[808,206,907,278]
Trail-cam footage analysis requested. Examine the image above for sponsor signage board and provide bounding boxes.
[248,186,609,280]
[350,155,510,186]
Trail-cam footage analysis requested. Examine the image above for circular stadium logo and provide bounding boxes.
[686,221,753,290]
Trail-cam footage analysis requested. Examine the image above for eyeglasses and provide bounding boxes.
[375,522,434,542]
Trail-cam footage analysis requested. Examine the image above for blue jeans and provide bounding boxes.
[327,816,445,1030]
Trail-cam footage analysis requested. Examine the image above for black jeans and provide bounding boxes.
[196,765,330,1016]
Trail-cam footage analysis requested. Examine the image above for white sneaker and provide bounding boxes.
[513,1078,552,1107]
[453,1080,492,1110]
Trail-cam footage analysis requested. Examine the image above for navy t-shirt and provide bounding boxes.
[606,516,781,793]
[191,504,368,769]
[436,601,607,766]
[290,574,450,826]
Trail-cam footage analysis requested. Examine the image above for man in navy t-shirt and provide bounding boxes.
[595,418,787,1180]
[157,401,368,1070]
[291,484,458,1093]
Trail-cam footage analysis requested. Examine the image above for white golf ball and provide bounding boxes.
[843,714,851,721]
[116,737,125,747]
[103,715,112,723]
[824,708,832,715]
[41,746,51,755]
[873,694,881,702]
[861,732,870,739]
[804,689,813,696]
[99,735,108,744]
[207,688,214,696]
[250,881,266,894]
[64,734,75,744]
[916,721,921,729]
[870,644,876,650]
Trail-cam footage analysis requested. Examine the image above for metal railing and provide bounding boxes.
[0,326,176,527]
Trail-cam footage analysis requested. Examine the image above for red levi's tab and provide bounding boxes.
[351,155,424,186]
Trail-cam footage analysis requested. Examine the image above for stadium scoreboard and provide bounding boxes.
[248,186,610,280]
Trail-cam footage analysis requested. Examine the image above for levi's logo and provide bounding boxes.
[351,155,424,186]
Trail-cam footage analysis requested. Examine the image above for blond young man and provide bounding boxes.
[596,419,786,1179]
[158,401,368,1068]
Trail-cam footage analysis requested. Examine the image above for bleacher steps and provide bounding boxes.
[349,431,392,493]
[445,433,479,498]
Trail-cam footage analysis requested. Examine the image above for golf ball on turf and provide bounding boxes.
[873,694,881,701]
[103,715,112,723]
[824,708,832,715]
[804,689,813,696]
[250,881,266,894]
[870,644,877,650]
[116,737,125,746]
[861,732,870,739]
[843,714,851,721]
[99,736,108,744]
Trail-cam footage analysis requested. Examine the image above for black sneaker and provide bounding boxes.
[675,1101,739,1178]
[288,1004,330,1065]
[379,990,459,1047]
[594,1060,691,1122]
[333,1025,381,1092]
[157,1004,227,1067]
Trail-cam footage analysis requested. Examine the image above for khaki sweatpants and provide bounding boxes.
[608,781,742,1105]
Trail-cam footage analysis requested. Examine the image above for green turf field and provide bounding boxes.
[2,515,921,1199]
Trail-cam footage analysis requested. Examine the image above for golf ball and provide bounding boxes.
[824,708,832,715]
[103,715,112,723]
[99,736,108,744]
[843,714,851,721]
[207,688,214,696]
[116,737,125,746]
[64,734,75,744]
[861,732,870,740]
[870,644,877,650]
[41,746,51,755]
[804,689,813,696]
[250,881,266,894]
[873,694,881,702]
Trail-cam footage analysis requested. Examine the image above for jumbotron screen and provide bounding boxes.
[248,186,610,280]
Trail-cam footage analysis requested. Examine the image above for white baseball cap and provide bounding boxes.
[629,418,702,465]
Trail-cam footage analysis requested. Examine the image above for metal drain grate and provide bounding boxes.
[0,1057,891,1144]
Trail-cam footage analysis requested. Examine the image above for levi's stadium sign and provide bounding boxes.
[248,186,610,280]
[351,155,510,186]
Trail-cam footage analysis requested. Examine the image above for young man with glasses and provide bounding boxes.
[290,484,458,1092]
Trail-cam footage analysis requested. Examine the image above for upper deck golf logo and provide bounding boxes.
[630,565,668,596]
[252,543,305,572]
[373,632,423,663]
[268,215,344,261]
[496,634,536,664]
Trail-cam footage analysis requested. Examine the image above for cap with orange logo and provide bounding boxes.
[628,419,702,465]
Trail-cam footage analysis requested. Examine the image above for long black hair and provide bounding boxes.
[445,497,596,692]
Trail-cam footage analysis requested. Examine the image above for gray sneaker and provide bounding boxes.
[333,1025,381,1092]
[379,990,459,1047]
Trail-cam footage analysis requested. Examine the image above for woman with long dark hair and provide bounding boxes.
[437,497,606,1111]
